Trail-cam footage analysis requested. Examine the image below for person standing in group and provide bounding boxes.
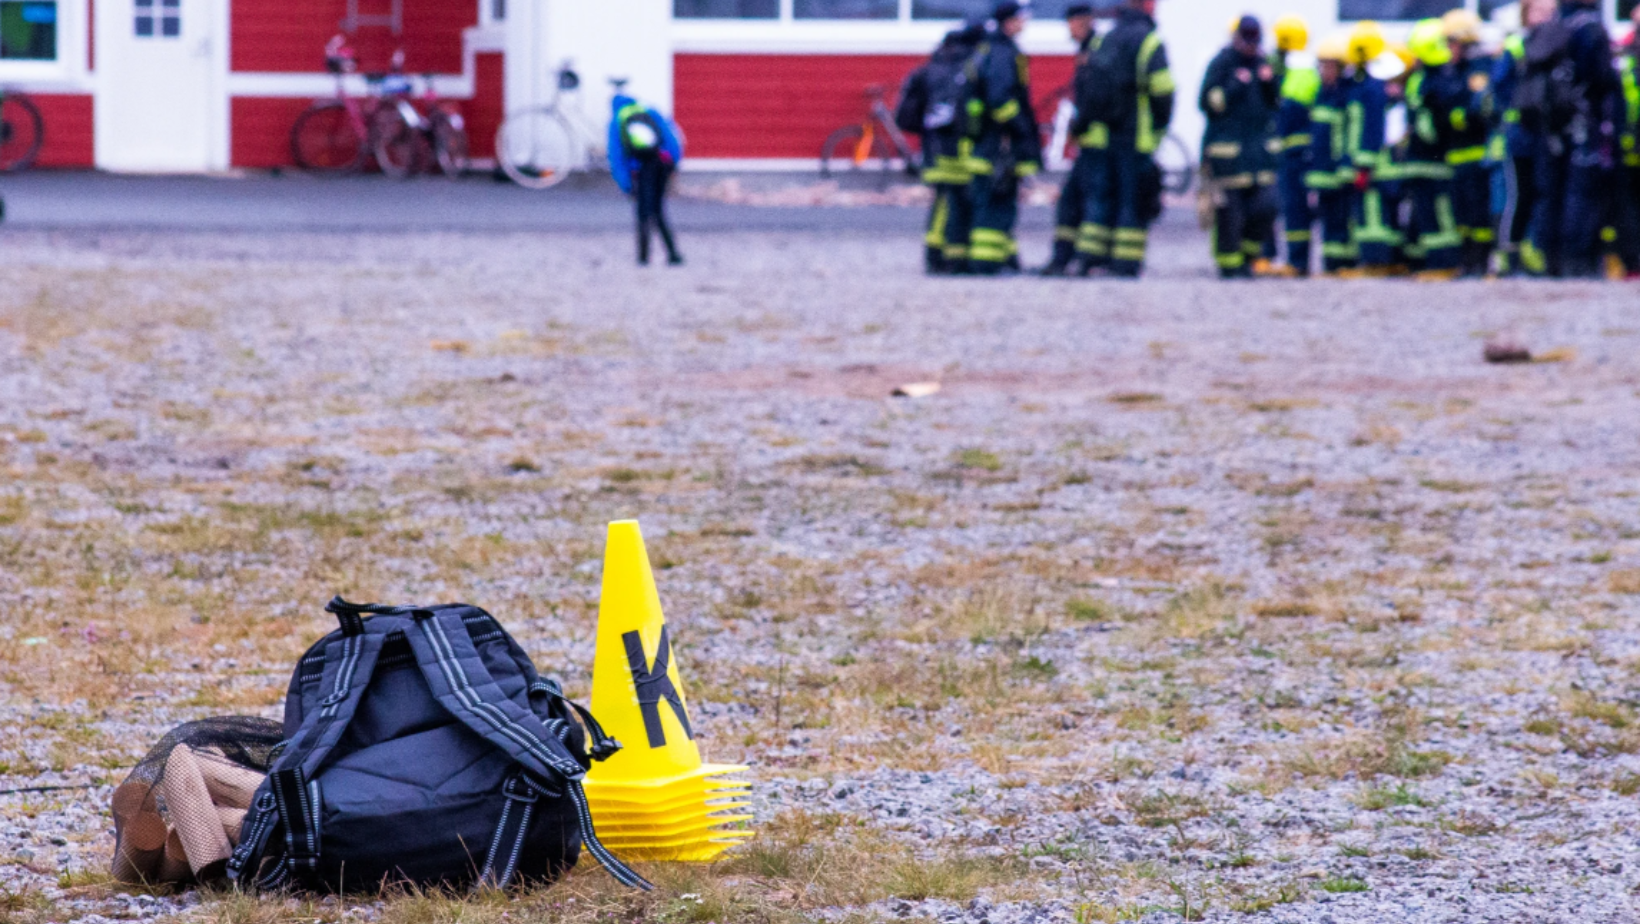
[1402,19,1467,278]
[1492,0,1555,275]
[1042,3,1101,276]
[909,20,986,274]
[1344,22,1395,275]
[1271,14,1317,276]
[1307,36,1358,274]
[966,0,1041,275]
[1521,0,1618,278]
[1200,16,1281,278]
[1440,9,1499,276]
[1615,15,1639,277]
[609,92,684,267]
[1076,0,1174,278]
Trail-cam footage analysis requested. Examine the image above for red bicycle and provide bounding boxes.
[289,36,402,173]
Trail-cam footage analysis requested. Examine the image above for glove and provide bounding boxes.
[1353,169,1371,192]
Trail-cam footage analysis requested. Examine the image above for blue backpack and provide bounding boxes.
[227,598,651,893]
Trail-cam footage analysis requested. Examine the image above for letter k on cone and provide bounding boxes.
[585,520,752,861]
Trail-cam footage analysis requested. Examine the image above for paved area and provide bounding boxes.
[0,212,1637,924]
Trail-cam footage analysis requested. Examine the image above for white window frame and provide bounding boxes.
[0,0,87,88]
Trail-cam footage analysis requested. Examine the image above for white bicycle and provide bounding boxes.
[495,64,617,190]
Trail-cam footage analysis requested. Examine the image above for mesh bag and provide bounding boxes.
[110,716,283,886]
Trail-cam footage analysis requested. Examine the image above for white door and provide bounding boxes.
[94,0,221,171]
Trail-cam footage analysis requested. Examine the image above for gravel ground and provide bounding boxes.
[2,222,1639,924]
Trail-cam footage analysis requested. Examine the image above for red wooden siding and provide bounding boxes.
[673,53,1075,159]
[230,97,314,167]
[231,0,474,74]
[31,94,94,167]
[466,52,503,160]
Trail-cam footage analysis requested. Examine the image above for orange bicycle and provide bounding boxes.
[818,85,918,188]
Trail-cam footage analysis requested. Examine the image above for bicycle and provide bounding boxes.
[288,36,401,174]
[818,85,918,187]
[374,73,469,179]
[0,87,45,173]
[1037,82,1194,196]
[495,64,610,190]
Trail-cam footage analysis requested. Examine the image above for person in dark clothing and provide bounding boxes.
[1201,16,1281,278]
[1041,3,1100,275]
[1617,21,1640,276]
[1272,16,1317,276]
[1402,19,1468,277]
[968,0,1042,275]
[1526,0,1620,278]
[917,21,987,274]
[1442,9,1499,276]
[608,94,684,266]
[1307,37,1357,273]
[1075,0,1174,278]
[1491,0,1555,275]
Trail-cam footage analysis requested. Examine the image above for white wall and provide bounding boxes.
[507,0,674,127]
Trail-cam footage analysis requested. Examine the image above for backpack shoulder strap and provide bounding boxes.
[402,607,651,890]
[228,605,399,888]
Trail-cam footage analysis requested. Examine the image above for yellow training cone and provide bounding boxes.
[585,520,752,862]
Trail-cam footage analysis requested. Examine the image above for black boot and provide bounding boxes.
[637,219,651,266]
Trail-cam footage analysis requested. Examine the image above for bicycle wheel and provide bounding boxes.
[496,108,578,189]
[0,94,45,173]
[290,101,367,173]
[819,124,895,186]
[431,108,468,178]
[374,106,432,179]
[1157,132,1195,196]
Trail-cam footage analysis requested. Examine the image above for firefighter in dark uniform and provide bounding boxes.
[1441,9,1498,276]
[967,0,1041,275]
[1307,36,1357,273]
[1344,22,1395,274]
[1201,16,1280,278]
[919,22,986,274]
[1272,15,1317,276]
[1490,6,1545,276]
[1042,3,1100,276]
[1527,0,1619,278]
[1082,0,1174,278]
[1403,19,1466,277]
[1617,21,1640,276]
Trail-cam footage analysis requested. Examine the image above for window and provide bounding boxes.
[912,0,1120,20]
[0,0,55,60]
[491,0,504,21]
[1620,0,1637,20]
[673,0,778,17]
[795,0,896,17]
[1338,0,1460,20]
[135,0,180,37]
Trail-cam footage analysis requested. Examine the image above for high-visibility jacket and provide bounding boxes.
[1099,7,1175,154]
[1447,50,1496,167]
[1306,79,1353,189]
[1490,34,1535,160]
[1276,65,1319,163]
[1621,53,1639,168]
[1199,45,1280,184]
[967,32,1041,175]
[1344,72,1387,178]
[1405,64,1470,178]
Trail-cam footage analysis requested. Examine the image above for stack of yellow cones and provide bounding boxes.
[584,520,753,862]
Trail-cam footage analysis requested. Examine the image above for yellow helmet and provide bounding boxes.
[1274,14,1309,53]
[1441,8,1483,44]
[1315,34,1350,64]
[1408,18,1454,67]
[1347,20,1387,66]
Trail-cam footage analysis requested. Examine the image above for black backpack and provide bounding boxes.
[894,65,930,134]
[226,598,650,893]
[1076,34,1139,133]
[921,40,980,133]
[1515,10,1600,135]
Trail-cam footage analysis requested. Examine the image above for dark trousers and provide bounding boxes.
[1618,165,1640,273]
[634,158,679,265]
[1278,156,1313,273]
[1212,180,1277,277]
[1048,153,1089,268]
[925,181,974,271]
[1104,138,1155,277]
[1356,183,1401,268]
[970,170,1020,273]
[1500,154,1537,273]
[1403,174,1460,271]
[1314,187,1356,272]
[1451,161,1494,275]
[1529,137,1604,278]
[1073,147,1113,267]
